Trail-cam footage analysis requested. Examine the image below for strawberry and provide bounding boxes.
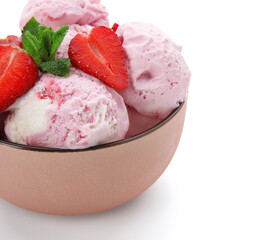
[0,45,38,113]
[0,35,23,48]
[68,26,128,90]
[112,23,119,32]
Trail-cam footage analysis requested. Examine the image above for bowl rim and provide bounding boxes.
[0,102,185,152]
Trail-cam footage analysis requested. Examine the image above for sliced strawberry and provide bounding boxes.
[0,45,38,113]
[69,26,128,90]
[0,35,23,48]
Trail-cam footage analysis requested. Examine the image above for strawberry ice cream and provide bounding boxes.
[4,69,129,149]
[117,22,191,119]
[19,0,109,31]
[0,0,192,149]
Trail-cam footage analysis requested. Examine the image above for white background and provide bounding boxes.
[1,0,265,239]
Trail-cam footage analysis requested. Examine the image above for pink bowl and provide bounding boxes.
[0,102,187,216]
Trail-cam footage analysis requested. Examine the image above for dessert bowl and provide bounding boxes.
[0,102,187,216]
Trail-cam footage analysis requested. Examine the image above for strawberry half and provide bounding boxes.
[69,26,128,90]
[0,35,23,48]
[0,45,38,113]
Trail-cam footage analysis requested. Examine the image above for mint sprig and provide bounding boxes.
[22,17,70,77]
[39,59,70,77]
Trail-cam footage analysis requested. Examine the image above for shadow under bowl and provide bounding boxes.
[0,102,187,216]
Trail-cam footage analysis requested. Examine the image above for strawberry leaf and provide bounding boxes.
[50,25,69,61]
[39,58,70,77]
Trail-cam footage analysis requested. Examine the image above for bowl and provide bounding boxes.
[0,102,187,216]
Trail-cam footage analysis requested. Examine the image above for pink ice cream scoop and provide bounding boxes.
[19,0,109,31]
[117,22,191,119]
[5,69,129,149]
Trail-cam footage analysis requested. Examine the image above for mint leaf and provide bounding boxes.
[22,17,40,36]
[40,28,53,57]
[22,31,49,64]
[39,58,70,77]
[21,18,70,77]
[50,25,69,61]
[22,31,43,65]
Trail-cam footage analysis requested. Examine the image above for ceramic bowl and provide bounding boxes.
[0,102,187,216]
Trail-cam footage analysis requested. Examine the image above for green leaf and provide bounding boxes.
[40,27,53,57]
[50,25,69,61]
[22,17,40,37]
[21,18,70,78]
[22,31,49,64]
[22,31,43,65]
[39,58,70,77]
[36,24,49,39]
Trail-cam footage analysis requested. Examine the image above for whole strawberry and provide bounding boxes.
[0,45,38,113]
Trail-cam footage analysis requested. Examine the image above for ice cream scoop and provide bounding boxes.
[117,22,191,119]
[19,0,109,31]
[5,69,129,149]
